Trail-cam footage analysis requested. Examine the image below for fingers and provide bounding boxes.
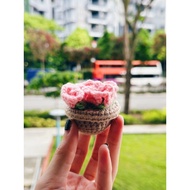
[96,144,112,190]
[83,126,110,180]
[107,115,124,180]
[70,133,91,173]
[44,121,79,181]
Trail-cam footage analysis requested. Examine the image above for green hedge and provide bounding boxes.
[142,109,166,124]
[24,109,166,128]
[24,116,66,128]
[121,108,166,125]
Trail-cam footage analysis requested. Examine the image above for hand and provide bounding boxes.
[35,115,124,190]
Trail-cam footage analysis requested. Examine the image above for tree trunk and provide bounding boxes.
[123,16,131,114]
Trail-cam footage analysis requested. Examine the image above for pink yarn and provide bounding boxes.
[61,80,118,108]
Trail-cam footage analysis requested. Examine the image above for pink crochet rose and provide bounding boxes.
[61,83,84,108]
[61,80,118,110]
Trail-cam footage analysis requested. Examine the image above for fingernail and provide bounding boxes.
[65,119,71,131]
[104,143,109,149]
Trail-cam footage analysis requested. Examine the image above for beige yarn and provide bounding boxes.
[65,100,120,135]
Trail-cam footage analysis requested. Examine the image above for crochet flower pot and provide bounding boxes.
[61,80,120,135]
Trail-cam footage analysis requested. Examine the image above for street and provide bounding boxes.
[24,92,166,111]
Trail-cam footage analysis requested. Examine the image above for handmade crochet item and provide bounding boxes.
[61,80,120,135]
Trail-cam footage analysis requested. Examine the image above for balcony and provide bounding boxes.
[89,30,104,38]
[87,16,107,25]
[87,3,108,12]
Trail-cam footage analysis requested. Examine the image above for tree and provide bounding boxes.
[122,0,154,114]
[152,30,166,75]
[64,28,93,71]
[97,31,115,60]
[134,29,153,61]
[24,12,63,70]
[110,36,125,60]
[65,28,92,49]
[24,12,63,35]
[27,29,60,71]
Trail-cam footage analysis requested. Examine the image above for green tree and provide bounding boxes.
[122,0,154,114]
[24,12,63,34]
[97,31,115,60]
[134,29,153,61]
[27,29,60,71]
[24,12,63,71]
[110,36,125,60]
[152,30,166,75]
[64,28,93,71]
[65,28,92,49]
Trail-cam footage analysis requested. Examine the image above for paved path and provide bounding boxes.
[24,125,166,189]
[24,93,166,111]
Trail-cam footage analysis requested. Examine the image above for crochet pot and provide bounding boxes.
[65,100,120,135]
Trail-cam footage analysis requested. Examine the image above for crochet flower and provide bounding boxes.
[61,80,118,110]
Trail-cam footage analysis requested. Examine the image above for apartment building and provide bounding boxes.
[25,0,165,41]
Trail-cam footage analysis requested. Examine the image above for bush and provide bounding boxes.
[120,113,140,125]
[24,116,66,128]
[27,71,83,97]
[24,110,53,119]
[142,109,166,124]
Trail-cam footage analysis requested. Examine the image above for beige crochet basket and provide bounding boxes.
[65,100,120,135]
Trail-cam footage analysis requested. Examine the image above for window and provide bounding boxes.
[92,11,99,18]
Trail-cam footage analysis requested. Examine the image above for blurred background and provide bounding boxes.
[24,0,166,189]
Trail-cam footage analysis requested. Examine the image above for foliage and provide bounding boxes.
[120,113,140,124]
[97,31,115,60]
[24,110,67,128]
[24,110,54,119]
[24,117,66,128]
[142,108,166,124]
[27,29,60,70]
[24,109,166,128]
[110,36,125,60]
[121,109,166,125]
[134,29,153,60]
[27,71,82,98]
[64,28,92,49]
[24,12,64,71]
[152,30,166,62]
[24,12,63,34]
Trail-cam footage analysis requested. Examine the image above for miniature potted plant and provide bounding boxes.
[61,80,120,135]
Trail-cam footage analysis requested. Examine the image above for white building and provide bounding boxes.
[25,0,165,41]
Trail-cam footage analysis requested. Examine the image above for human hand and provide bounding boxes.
[35,115,124,190]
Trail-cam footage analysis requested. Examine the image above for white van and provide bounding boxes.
[131,60,163,86]
[116,60,164,87]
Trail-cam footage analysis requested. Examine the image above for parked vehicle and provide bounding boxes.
[92,60,164,86]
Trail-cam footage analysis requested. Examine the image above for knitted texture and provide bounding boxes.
[65,101,120,135]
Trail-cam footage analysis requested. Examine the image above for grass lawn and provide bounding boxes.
[50,134,166,190]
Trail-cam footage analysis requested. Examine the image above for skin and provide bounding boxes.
[35,115,124,190]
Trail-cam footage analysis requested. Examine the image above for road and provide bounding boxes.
[24,93,166,111]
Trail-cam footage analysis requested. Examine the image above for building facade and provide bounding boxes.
[25,0,165,41]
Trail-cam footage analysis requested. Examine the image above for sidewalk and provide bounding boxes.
[24,125,166,189]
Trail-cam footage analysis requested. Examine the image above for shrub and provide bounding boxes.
[142,109,166,124]
[24,117,66,128]
[120,113,140,125]
[24,110,53,119]
[27,71,83,97]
